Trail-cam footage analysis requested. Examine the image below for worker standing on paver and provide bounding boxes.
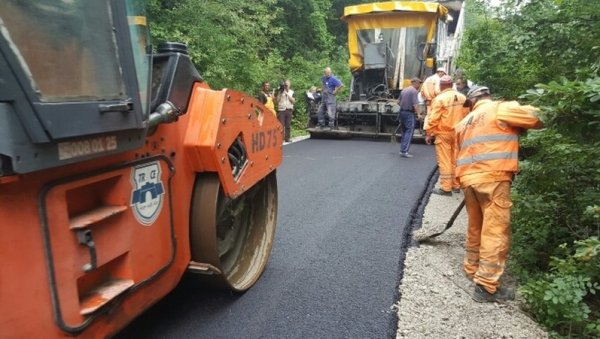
[317,67,344,129]
[454,86,543,302]
[425,75,469,195]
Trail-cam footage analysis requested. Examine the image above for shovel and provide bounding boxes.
[414,199,465,242]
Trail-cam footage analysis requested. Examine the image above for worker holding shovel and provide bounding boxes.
[454,86,543,303]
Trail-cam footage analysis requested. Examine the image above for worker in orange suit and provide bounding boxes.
[425,75,468,195]
[421,67,446,118]
[454,86,543,302]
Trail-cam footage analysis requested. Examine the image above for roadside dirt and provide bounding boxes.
[395,192,548,338]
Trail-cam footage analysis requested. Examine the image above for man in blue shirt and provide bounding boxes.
[318,67,344,129]
[397,77,422,158]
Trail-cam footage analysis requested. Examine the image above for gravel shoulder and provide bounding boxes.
[395,190,549,338]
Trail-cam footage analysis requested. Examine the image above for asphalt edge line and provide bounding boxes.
[386,164,439,338]
[283,135,311,145]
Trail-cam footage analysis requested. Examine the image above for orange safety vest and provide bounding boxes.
[455,100,521,178]
[421,74,440,102]
[427,88,468,136]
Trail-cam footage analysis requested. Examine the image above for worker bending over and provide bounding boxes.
[425,75,469,195]
[454,86,543,302]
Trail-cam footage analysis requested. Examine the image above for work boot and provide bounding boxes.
[432,188,452,196]
[472,284,515,303]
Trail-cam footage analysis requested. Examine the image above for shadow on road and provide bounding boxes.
[116,275,244,338]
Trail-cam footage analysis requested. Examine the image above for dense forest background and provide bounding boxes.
[147,0,375,134]
[147,0,366,94]
[145,1,600,337]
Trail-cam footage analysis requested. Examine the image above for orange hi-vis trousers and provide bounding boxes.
[463,181,512,294]
[434,133,459,191]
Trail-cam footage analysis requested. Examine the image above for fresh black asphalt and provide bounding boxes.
[117,138,437,339]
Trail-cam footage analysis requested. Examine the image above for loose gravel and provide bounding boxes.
[396,190,549,338]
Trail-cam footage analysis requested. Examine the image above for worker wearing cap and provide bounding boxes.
[454,86,543,302]
[397,77,423,157]
[425,75,468,195]
[421,67,446,115]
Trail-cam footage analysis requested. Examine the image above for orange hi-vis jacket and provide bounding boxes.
[454,99,542,187]
[426,88,468,136]
[421,73,440,102]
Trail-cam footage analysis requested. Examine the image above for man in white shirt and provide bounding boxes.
[276,79,295,142]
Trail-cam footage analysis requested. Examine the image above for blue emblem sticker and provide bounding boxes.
[130,161,164,226]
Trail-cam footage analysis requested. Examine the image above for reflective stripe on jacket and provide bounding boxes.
[427,88,468,136]
[454,99,541,182]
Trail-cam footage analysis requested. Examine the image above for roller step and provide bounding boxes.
[79,279,134,315]
[69,205,128,229]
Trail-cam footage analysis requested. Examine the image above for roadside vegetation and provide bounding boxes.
[146,0,375,138]
[459,0,600,337]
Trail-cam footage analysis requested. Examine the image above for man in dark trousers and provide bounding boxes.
[317,67,343,129]
[276,79,295,142]
[397,77,422,158]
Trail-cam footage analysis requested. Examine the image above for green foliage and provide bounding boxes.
[521,77,600,142]
[459,0,600,98]
[146,0,354,136]
[506,75,600,337]
[146,0,282,92]
[511,76,600,274]
[511,136,600,275]
[519,238,600,337]
[277,0,334,59]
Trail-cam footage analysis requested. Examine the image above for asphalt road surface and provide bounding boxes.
[117,138,436,339]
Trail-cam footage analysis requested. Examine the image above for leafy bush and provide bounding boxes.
[519,238,600,337]
[511,77,600,274]
[459,0,600,99]
[509,77,600,337]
